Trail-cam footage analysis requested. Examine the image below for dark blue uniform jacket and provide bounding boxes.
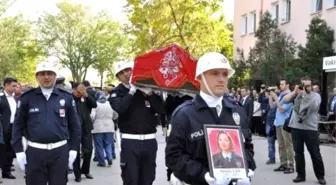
[11,87,81,153]
[165,94,256,185]
[110,83,164,134]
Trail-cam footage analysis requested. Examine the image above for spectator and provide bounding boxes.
[91,91,118,167]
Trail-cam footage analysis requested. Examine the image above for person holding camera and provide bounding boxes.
[269,79,294,174]
[283,77,326,185]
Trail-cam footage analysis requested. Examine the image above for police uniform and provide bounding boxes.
[110,61,164,185]
[11,86,81,185]
[165,95,256,185]
[165,52,256,185]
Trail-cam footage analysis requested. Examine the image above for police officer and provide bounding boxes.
[110,61,164,185]
[165,52,256,185]
[11,62,81,185]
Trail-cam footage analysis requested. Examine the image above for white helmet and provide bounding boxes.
[195,52,235,79]
[35,62,57,75]
[113,61,133,76]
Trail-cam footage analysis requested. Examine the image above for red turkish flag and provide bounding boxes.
[131,44,200,92]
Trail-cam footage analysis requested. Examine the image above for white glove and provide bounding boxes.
[205,172,231,185]
[129,84,137,95]
[170,173,185,185]
[68,150,77,169]
[236,169,254,185]
[139,87,153,95]
[16,152,27,171]
[236,178,250,185]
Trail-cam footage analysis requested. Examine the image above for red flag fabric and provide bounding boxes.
[131,44,200,92]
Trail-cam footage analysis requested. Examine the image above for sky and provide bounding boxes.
[3,0,234,85]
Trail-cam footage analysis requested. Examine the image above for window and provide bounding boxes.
[248,12,257,33]
[312,0,323,12]
[281,0,291,22]
[327,0,336,8]
[271,3,279,23]
[241,15,247,35]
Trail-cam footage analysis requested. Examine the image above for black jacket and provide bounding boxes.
[241,96,254,126]
[166,95,256,185]
[110,83,164,134]
[212,152,244,169]
[73,95,97,133]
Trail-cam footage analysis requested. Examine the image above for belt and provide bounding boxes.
[27,140,67,150]
[121,133,156,140]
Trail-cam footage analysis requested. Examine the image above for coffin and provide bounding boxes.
[131,44,200,94]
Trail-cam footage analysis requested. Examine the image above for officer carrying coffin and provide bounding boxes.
[11,62,81,185]
[165,52,256,185]
[110,61,165,185]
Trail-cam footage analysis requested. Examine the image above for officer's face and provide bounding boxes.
[36,71,56,88]
[218,133,232,152]
[117,68,132,84]
[199,69,228,97]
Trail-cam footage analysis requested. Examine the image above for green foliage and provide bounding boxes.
[297,16,335,84]
[125,0,232,58]
[0,15,41,83]
[247,11,297,85]
[37,2,127,82]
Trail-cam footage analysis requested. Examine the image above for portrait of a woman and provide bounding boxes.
[212,131,244,169]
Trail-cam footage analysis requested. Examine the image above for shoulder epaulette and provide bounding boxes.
[171,100,193,117]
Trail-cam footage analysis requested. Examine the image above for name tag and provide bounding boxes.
[145,100,150,108]
[29,108,39,113]
[60,109,65,117]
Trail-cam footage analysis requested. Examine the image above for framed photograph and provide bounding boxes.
[204,124,248,180]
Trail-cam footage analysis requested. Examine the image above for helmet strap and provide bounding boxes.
[201,74,220,98]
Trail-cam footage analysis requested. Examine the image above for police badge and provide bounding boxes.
[232,113,240,125]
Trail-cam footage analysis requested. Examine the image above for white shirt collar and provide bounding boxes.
[122,83,130,89]
[4,91,13,97]
[221,152,232,159]
[199,91,223,108]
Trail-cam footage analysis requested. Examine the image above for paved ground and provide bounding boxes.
[3,128,336,185]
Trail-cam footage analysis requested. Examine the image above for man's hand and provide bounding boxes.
[68,150,77,169]
[77,84,88,97]
[16,152,27,171]
[270,91,277,99]
[205,172,231,185]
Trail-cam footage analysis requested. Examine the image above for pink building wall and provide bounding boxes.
[233,0,336,59]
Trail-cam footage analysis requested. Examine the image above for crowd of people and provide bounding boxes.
[0,52,334,185]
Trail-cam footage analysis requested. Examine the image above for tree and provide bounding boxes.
[0,0,16,16]
[0,15,41,83]
[37,2,126,82]
[125,0,232,58]
[91,12,127,88]
[247,11,297,85]
[297,16,335,83]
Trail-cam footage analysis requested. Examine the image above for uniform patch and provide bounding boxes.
[29,108,39,113]
[145,100,150,108]
[72,100,76,107]
[111,93,117,97]
[17,101,21,108]
[59,109,65,117]
[60,99,65,106]
[232,112,240,125]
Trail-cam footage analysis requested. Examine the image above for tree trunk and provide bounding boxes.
[71,71,81,82]
[100,72,104,89]
[82,69,88,82]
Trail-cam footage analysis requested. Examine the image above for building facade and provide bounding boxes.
[233,0,336,59]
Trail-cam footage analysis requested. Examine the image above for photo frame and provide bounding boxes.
[203,124,248,180]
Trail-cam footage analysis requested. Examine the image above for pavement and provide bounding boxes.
[2,128,336,185]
